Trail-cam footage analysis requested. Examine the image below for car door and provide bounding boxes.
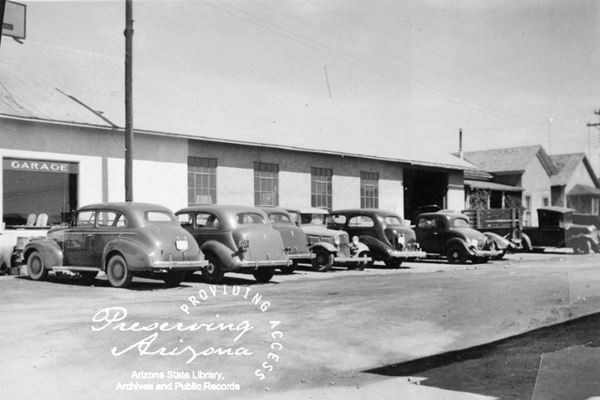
[415,216,442,254]
[89,210,128,267]
[63,210,96,266]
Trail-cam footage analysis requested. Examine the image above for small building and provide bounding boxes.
[461,145,558,226]
[550,153,600,215]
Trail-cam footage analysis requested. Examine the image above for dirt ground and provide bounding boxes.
[1,253,599,400]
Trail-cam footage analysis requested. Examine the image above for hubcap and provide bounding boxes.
[30,257,41,274]
[206,263,215,274]
[112,262,124,279]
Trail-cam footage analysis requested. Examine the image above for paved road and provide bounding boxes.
[0,253,599,399]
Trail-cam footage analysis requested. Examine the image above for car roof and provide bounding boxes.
[176,204,268,217]
[537,206,575,214]
[258,206,291,215]
[418,211,469,220]
[298,207,329,215]
[78,202,173,214]
[331,208,402,218]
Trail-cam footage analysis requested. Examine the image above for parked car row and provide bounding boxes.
[17,202,514,289]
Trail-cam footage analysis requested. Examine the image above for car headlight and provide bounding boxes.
[397,234,405,246]
[352,236,360,246]
[334,237,340,246]
[471,239,478,248]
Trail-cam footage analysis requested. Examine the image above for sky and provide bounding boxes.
[12,0,600,170]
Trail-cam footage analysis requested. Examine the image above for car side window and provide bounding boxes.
[177,213,193,228]
[96,211,126,228]
[348,215,374,228]
[195,213,221,228]
[329,215,346,229]
[75,211,96,228]
[417,217,437,229]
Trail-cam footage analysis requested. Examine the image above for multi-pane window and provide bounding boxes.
[254,162,279,206]
[360,171,379,208]
[311,167,332,209]
[188,157,217,205]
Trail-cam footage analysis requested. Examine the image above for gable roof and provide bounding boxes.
[461,145,558,176]
[549,153,600,188]
[0,40,476,171]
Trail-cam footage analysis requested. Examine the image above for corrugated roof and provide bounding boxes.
[461,145,557,176]
[550,153,600,188]
[0,41,476,170]
[464,179,522,192]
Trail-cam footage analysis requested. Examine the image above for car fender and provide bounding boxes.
[355,241,370,254]
[103,237,151,270]
[308,242,337,254]
[358,235,393,260]
[200,240,237,269]
[444,237,470,254]
[24,238,63,267]
[565,234,599,252]
[483,232,510,250]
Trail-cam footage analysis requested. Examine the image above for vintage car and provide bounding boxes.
[22,202,207,288]
[413,211,502,263]
[175,205,291,283]
[258,207,314,274]
[328,209,426,267]
[519,207,600,253]
[286,207,371,271]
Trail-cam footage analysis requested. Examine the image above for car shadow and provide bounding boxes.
[16,274,195,291]
[363,312,600,400]
[184,272,280,286]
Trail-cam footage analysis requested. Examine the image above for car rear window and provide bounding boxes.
[384,216,403,225]
[452,218,469,227]
[237,213,266,225]
[146,211,175,222]
[268,212,292,224]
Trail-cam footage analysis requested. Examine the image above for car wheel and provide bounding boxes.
[106,254,133,288]
[253,268,274,283]
[446,244,467,264]
[279,260,296,275]
[384,258,403,268]
[203,255,224,284]
[80,271,99,285]
[312,248,334,272]
[27,251,48,281]
[164,271,187,287]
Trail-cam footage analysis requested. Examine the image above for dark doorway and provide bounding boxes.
[404,167,448,222]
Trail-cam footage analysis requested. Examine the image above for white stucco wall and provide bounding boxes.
[217,166,254,206]
[279,171,311,209]
[380,179,404,217]
[522,156,552,226]
[332,175,360,209]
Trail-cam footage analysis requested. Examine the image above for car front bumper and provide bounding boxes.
[287,252,316,261]
[388,250,427,259]
[334,254,372,264]
[469,249,503,258]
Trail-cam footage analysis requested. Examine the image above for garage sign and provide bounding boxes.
[3,158,79,173]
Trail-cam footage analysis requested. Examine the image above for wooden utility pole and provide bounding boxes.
[586,110,600,175]
[124,0,134,201]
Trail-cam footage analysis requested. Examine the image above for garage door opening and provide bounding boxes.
[404,167,448,223]
[3,158,78,227]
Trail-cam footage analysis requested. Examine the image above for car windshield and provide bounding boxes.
[237,213,266,225]
[301,213,326,225]
[452,218,469,227]
[146,210,175,222]
[384,216,403,225]
[269,212,292,224]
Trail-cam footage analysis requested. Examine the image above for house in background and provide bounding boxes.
[550,153,600,215]
[461,145,558,226]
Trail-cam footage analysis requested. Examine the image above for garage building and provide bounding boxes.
[0,41,472,229]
